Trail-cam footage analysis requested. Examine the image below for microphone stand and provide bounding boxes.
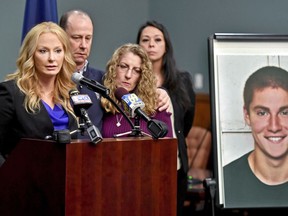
[203,178,217,216]
[102,92,135,130]
[101,90,153,138]
[113,115,151,138]
[78,118,87,136]
[78,108,102,144]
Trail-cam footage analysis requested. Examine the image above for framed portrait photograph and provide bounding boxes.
[209,33,288,209]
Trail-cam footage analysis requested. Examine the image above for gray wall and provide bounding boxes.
[1,0,288,93]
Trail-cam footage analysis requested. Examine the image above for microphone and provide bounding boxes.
[115,87,147,119]
[69,89,92,117]
[115,87,168,139]
[69,89,103,144]
[45,129,71,144]
[71,72,110,96]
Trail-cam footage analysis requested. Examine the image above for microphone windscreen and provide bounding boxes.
[114,87,129,101]
[71,72,82,84]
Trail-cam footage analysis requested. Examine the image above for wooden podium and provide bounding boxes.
[0,137,177,216]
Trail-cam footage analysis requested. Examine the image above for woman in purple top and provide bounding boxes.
[101,43,173,138]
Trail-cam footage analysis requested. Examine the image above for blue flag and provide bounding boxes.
[21,0,58,42]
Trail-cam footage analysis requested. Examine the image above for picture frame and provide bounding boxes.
[208,33,288,209]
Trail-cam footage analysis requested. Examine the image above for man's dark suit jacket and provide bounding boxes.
[78,64,104,134]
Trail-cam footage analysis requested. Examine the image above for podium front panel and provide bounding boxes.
[0,137,177,216]
[66,137,177,216]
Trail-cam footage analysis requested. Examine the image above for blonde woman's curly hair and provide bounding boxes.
[101,43,158,116]
[6,22,76,116]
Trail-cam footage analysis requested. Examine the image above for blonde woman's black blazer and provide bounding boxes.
[0,80,78,157]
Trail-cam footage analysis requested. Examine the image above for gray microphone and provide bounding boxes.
[71,72,110,96]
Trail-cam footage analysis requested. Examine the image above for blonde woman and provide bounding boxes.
[0,22,78,161]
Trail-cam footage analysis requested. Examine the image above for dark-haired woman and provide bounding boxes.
[137,20,196,216]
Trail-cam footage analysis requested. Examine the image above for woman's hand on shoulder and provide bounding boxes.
[156,88,172,112]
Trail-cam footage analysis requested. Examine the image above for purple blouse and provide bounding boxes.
[42,101,69,130]
[102,110,173,138]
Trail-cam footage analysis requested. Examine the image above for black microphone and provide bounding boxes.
[115,87,168,139]
[69,89,103,144]
[71,72,110,96]
[69,89,92,117]
[45,129,72,144]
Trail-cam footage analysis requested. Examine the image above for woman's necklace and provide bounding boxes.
[116,114,123,127]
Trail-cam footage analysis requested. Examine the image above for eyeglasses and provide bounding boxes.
[117,63,142,75]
